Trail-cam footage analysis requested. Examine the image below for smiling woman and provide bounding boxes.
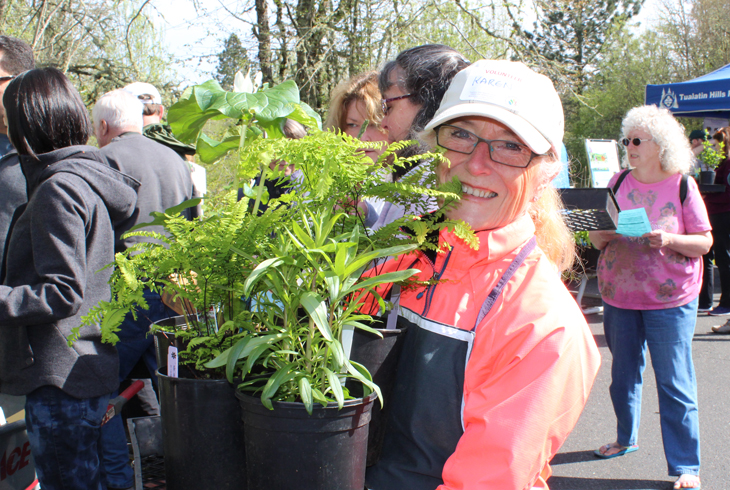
[360,60,601,490]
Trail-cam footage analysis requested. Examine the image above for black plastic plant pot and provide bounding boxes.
[236,390,376,490]
[152,315,190,367]
[157,368,247,490]
[346,326,407,466]
[700,170,716,185]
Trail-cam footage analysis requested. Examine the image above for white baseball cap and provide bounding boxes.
[124,82,162,105]
[424,60,564,154]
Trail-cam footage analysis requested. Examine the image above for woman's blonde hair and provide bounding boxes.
[324,71,385,133]
[530,152,574,272]
[420,128,575,272]
[621,105,693,174]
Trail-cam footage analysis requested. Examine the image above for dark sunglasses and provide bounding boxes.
[0,75,15,83]
[621,137,653,147]
[381,94,412,115]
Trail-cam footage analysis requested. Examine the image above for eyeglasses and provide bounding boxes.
[436,124,539,168]
[0,75,15,83]
[381,94,412,115]
[621,137,653,147]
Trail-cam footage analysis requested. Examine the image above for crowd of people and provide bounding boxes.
[0,30,720,490]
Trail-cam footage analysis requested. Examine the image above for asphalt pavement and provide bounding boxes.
[551,273,730,490]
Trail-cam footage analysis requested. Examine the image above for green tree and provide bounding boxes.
[565,27,674,186]
[216,34,251,90]
[515,0,643,95]
[0,0,176,105]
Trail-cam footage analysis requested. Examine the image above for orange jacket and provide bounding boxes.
[362,213,601,489]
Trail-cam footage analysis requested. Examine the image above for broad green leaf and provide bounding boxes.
[255,81,300,122]
[196,133,241,164]
[311,386,329,407]
[323,367,344,409]
[347,360,383,408]
[333,242,357,277]
[288,221,316,249]
[243,258,284,295]
[329,338,346,368]
[244,343,273,375]
[206,333,285,368]
[226,336,252,383]
[286,103,322,131]
[300,292,333,341]
[343,244,418,277]
[167,81,229,143]
[261,363,298,410]
[323,272,341,304]
[299,377,313,414]
[344,269,420,296]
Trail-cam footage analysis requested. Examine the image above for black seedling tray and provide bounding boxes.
[558,188,620,232]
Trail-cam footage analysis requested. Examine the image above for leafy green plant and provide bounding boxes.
[207,209,421,413]
[699,129,725,169]
[74,76,476,412]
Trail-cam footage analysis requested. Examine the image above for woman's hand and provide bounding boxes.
[588,230,619,250]
[642,229,712,257]
[643,229,672,249]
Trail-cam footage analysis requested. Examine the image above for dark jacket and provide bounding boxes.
[101,132,194,253]
[703,158,730,215]
[0,146,139,398]
[0,150,26,279]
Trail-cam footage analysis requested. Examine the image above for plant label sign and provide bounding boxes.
[168,346,179,378]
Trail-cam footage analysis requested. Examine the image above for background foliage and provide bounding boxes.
[2,0,729,191]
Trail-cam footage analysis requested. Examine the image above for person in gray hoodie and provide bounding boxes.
[0,67,139,490]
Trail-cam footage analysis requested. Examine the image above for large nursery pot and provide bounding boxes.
[157,366,247,490]
[236,389,376,490]
[346,324,408,466]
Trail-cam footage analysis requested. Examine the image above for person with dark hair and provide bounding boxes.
[0,35,35,280]
[0,35,35,156]
[379,44,470,165]
[366,44,470,230]
[0,67,139,490]
[93,88,195,490]
[703,127,730,322]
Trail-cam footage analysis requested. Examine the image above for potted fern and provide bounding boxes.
[76,76,470,489]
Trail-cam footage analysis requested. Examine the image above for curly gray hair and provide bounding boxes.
[621,105,693,174]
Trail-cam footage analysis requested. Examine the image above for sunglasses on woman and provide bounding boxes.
[621,137,653,147]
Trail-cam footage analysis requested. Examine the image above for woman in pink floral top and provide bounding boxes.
[589,105,712,490]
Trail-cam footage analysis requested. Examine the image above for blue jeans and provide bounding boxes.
[603,299,701,476]
[100,288,176,488]
[25,386,110,490]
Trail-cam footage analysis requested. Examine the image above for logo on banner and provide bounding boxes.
[660,88,679,110]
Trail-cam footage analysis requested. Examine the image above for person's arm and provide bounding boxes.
[588,230,619,250]
[643,230,712,257]
[0,176,87,327]
[439,301,601,489]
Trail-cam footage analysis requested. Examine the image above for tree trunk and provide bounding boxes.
[254,0,273,84]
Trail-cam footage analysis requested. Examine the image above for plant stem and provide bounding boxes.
[234,116,253,197]
[251,163,268,217]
